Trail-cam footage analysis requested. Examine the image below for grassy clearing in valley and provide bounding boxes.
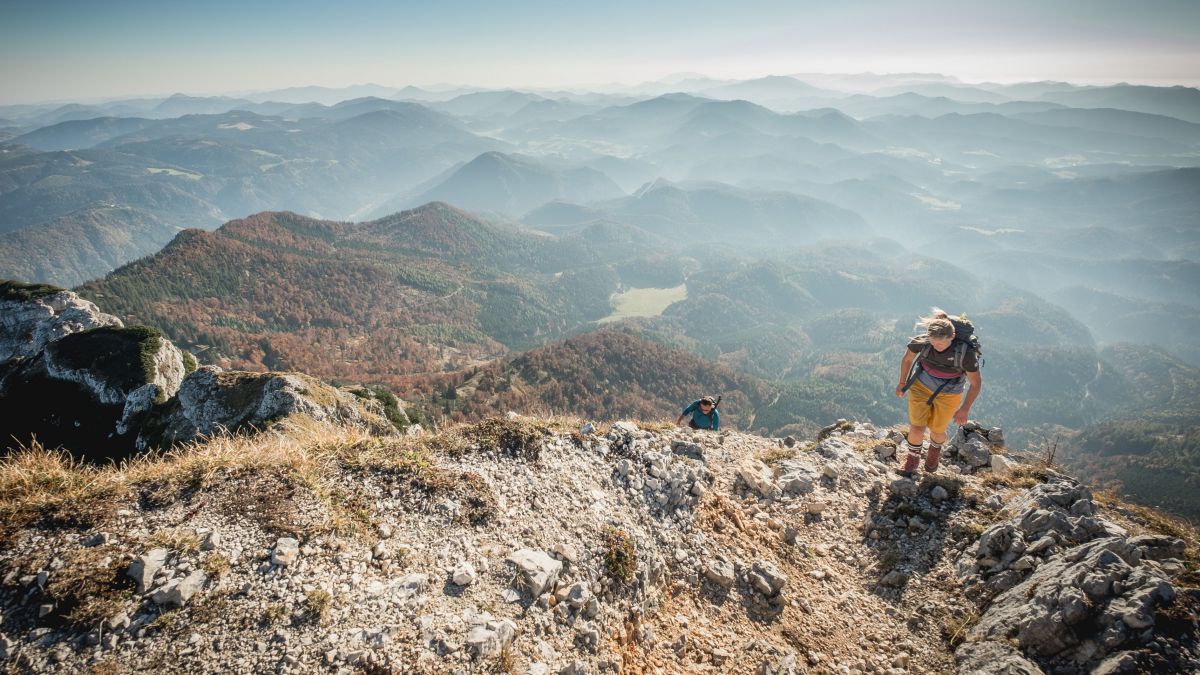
[598,284,687,323]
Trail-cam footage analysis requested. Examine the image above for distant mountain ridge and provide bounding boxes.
[398,151,625,218]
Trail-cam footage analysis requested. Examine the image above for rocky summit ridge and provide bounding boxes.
[0,413,1196,674]
[0,279,1197,674]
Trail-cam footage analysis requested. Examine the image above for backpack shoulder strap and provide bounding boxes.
[901,344,930,393]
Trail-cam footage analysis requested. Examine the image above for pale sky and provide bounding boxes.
[2,0,1198,104]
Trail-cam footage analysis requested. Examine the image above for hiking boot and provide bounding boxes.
[924,444,942,473]
[899,449,921,477]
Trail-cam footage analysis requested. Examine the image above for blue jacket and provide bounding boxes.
[682,400,720,430]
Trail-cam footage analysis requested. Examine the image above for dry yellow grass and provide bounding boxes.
[0,417,389,537]
[0,415,558,547]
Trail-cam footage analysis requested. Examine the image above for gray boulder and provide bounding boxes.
[0,284,122,365]
[956,640,1043,674]
[964,537,1177,669]
[144,366,392,448]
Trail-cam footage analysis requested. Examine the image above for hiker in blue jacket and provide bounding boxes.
[677,396,720,431]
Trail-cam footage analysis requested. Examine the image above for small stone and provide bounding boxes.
[551,542,579,564]
[737,462,774,497]
[889,479,918,498]
[127,548,170,594]
[105,613,130,631]
[151,570,208,607]
[749,560,787,597]
[507,549,562,597]
[783,436,796,448]
[671,439,705,460]
[81,532,109,547]
[931,485,949,501]
[272,538,300,566]
[452,562,477,586]
[807,501,828,515]
[990,454,1016,478]
[781,474,814,495]
[200,529,221,551]
[809,570,827,580]
[1011,556,1036,571]
[823,464,839,480]
[376,523,393,539]
[372,541,392,560]
[703,560,736,589]
[565,582,591,609]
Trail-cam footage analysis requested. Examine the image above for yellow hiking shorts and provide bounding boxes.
[907,379,962,434]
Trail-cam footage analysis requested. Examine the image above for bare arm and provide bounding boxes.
[896,349,916,397]
[954,370,982,424]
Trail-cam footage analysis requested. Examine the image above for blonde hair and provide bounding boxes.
[916,307,955,339]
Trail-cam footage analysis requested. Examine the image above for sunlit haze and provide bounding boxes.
[2,0,1199,103]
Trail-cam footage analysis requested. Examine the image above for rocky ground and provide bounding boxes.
[0,415,1197,674]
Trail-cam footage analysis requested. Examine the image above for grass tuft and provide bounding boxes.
[602,526,637,583]
[304,589,333,624]
[148,528,201,555]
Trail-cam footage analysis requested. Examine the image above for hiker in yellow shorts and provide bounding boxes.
[894,309,982,476]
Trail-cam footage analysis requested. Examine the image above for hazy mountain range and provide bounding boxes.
[3,72,1199,516]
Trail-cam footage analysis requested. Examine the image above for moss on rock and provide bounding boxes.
[46,326,164,391]
[0,278,66,303]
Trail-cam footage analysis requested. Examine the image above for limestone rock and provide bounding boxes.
[272,538,300,567]
[465,618,516,660]
[127,549,170,594]
[507,549,562,597]
[0,285,122,366]
[955,640,1042,675]
[151,570,208,608]
[991,453,1017,478]
[146,366,392,448]
[703,559,736,589]
[889,478,918,498]
[738,462,775,498]
[749,560,787,597]
[43,327,184,409]
[452,562,477,586]
[964,537,1178,668]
